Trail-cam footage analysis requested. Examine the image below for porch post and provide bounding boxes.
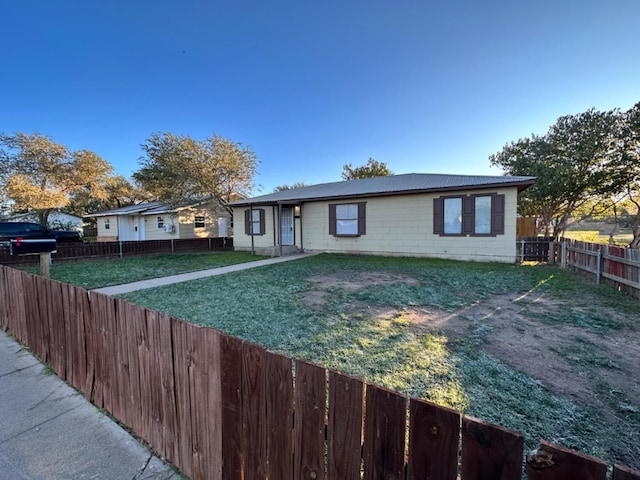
[249,205,255,256]
[278,203,283,257]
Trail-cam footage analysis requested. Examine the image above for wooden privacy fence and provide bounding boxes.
[1,266,639,480]
[0,237,233,266]
[517,237,640,298]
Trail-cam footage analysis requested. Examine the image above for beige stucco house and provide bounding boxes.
[230,173,535,263]
[88,200,231,242]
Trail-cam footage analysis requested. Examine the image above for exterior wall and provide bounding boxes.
[233,187,519,262]
[232,206,278,252]
[96,215,118,242]
[143,213,179,241]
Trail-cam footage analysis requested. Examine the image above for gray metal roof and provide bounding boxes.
[87,201,164,218]
[230,173,536,206]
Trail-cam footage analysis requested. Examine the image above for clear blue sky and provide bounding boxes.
[2,1,639,194]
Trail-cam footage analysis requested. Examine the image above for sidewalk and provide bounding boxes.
[0,330,181,480]
[93,252,318,295]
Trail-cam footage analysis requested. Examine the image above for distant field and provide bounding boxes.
[563,227,633,245]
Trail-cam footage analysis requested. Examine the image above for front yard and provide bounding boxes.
[54,253,640,470]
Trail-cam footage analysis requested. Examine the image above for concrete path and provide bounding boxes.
[0,330,181,480]
[93,252,318,295]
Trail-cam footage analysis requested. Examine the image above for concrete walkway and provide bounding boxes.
[0,330,181,480]
[93,252,318,295]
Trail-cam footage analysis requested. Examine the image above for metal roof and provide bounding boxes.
[230,173,536,206]
[86,201,165,218]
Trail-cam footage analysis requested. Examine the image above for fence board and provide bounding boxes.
[119,300,144,438]
[220,334,245,480]
[407,398,460,480]
[199,327,223,480]
[461,415,524,480]
[327,371,364,479]
[363,384,407,480]
[526,440,607,480]
[614,464,640,480]
[266,351,294,480]
[45,278,66,380]
[0,267,8,331]
[295,360,327,480]
[27,273,47,362]
[154,312,179,463]
[90,292,115,411]
[171,319,196,479]
[242,342,268,479]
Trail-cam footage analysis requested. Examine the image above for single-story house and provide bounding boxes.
[229,173,536,263]
[87,200,231,242]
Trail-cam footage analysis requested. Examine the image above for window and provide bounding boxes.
[194,216,205,228]
[244,208,265,235]
[104,219,110,230]
[443,198,462,234]
[434,194,504,236]
[329,202,366,237]
[157,216,164,229]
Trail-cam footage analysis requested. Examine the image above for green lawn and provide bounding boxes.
[563,227,634,245]
[19,251,266,289]
[116,253,640,470]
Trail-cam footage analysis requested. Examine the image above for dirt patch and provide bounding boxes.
[300,272,640,466]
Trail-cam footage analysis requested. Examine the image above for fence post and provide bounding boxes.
[208,237,211,250]
[561,242,567,269]
[119,241,123,258]
[171,239,175,253]
[520,240,525,263]
[596,248,602,285]
[549,241,556,264]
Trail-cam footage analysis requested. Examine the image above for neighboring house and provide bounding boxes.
[87,200,231,242]
[4,211,84,232]
[230,173,536,263]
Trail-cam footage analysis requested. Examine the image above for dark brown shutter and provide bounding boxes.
[462,195,474,235]
[244,209,250,235]
[492,194,505,235]
[259,209,265,236]
[328,204,336,236]
[433,197,444,234]
[357,202,366,235]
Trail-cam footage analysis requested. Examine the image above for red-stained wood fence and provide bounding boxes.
[1,265,638,480]
[0,237,233,266]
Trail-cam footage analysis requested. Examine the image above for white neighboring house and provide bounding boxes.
[87,200,231,242]
[3,211,84,233]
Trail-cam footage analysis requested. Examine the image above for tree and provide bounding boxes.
[490,109,619,238]
[273,182,309,192]
[607,102,640,247]
[0,132,114,225]
[133,132,258,211]
[67,175,152,217]
[341,158,393,180]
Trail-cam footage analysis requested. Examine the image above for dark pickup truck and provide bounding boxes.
[0,222,82,243]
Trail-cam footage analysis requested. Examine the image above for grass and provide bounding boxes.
[563,227,634,245]
[115,253,640,469]
[18,251,267,289]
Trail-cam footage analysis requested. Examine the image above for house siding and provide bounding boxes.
[233,187,518,262]
[96,215,118,242]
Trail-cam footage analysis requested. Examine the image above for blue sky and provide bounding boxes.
[2,1,639,194]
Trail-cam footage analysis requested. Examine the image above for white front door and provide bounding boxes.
[281,207,294,246]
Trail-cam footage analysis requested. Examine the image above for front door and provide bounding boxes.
[281,207,294,246]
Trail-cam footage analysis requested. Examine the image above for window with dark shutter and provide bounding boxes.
[244,208,265,235]
[434,193,506,237]
[329,202,366,236]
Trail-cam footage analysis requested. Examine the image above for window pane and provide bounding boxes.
[252,221,261,234]
[252,210,261,222]
[337,219,358,235]
[336,204,357,220]
[444,198,462,234]
[475,196,491,234]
